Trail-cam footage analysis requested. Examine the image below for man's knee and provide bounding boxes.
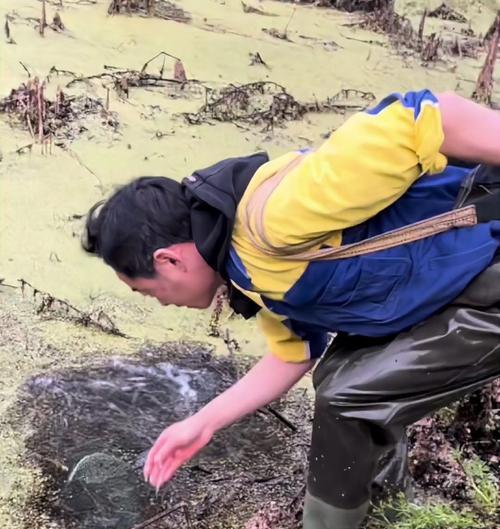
[315,369,371,416]
[314,380,351,420]
[314,375,403,436]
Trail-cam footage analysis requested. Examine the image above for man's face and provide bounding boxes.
[118,242,222,309]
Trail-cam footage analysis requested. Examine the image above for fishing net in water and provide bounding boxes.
[13,342,311,529]
[62,453,149,529]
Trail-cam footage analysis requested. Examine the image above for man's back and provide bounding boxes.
[226,90,500,362]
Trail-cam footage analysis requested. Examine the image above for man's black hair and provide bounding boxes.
[82,177,192,278]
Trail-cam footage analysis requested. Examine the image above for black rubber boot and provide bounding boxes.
[372,433,413,503]
[306,259,500,522]
[303,493,369,529]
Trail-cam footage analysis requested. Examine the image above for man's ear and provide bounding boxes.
[153,247,186,271]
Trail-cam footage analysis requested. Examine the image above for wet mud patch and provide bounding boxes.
[11,342,311,529]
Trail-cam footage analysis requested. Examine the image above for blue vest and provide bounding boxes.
[227,165,500,338]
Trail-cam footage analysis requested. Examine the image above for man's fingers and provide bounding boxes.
[144,423,213,489]
[144,430,176,478]
[153,437,178,467]
[148,445,194,488]
[144,449,155,480]
[152,438,210,485]
[148,455,174,487]
[151,455,185,489]
[144,446,160,480]
[157,460,183,487]
[144,429,170,477]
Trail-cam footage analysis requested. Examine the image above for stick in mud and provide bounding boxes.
[0,278,18,289]
[266,406,298,432]
[141,50,181,73]
[418,9,427,44]
[19,61,31,77]
[146,0,156,15]
[18,278,127,337]
[283,6,296,38]
[4,17,15,44]
[40,0,47,37]
[130,503,190,529]
[473,14,500,105]
[36,80,44,144]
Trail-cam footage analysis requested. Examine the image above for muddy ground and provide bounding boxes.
[1,0,499,528]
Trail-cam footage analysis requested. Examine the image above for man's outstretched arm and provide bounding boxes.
[438,92,500,165]
[144,352,314,489]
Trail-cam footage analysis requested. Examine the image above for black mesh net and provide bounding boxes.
[14,342,312,529]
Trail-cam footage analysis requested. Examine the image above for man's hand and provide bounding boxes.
[143,352,314,489]
[144,416,214,488]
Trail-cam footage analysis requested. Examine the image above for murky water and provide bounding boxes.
[14,345,311,528]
